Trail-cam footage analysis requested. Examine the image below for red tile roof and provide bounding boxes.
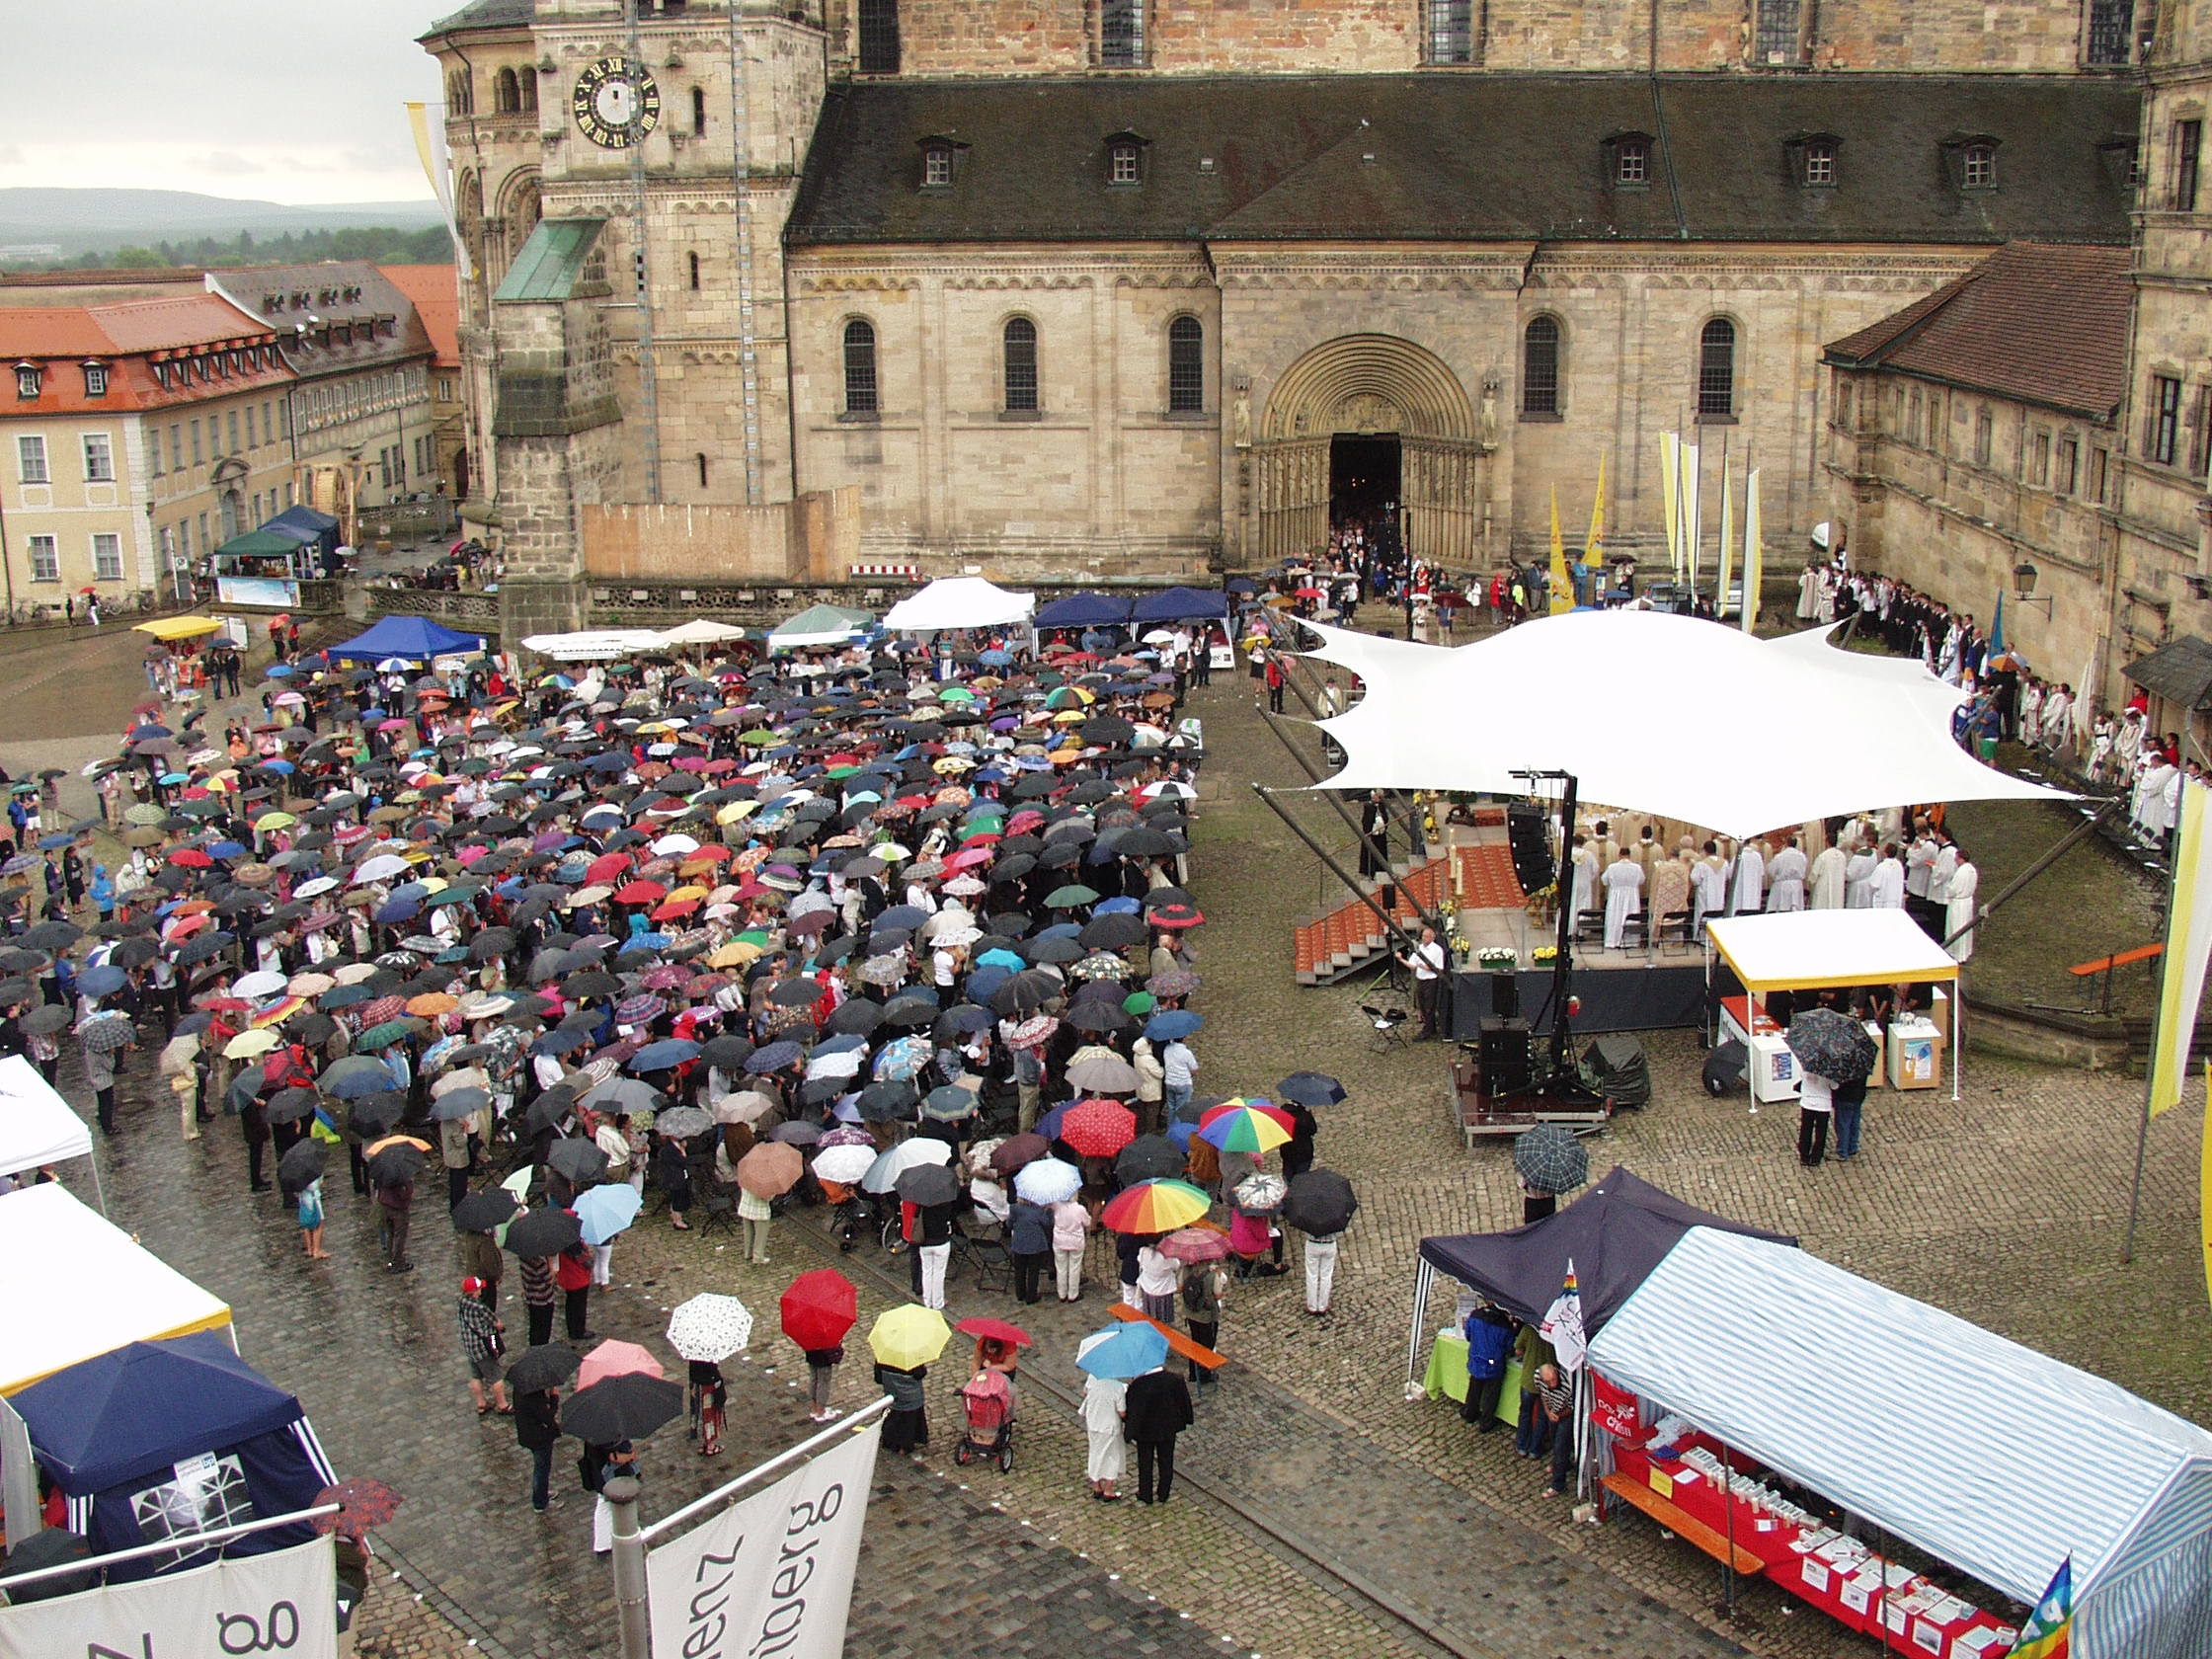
[1824,241,2131,421]
[377,266,460,369]
[0,296,291,415]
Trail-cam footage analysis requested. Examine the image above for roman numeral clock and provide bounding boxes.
[572,55,661,148]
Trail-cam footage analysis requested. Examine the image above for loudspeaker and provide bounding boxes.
[1379,882,1397,911]
[1488,970,1520,1021]
[1507,803,1553,892]
[1479,1016,1534,1095]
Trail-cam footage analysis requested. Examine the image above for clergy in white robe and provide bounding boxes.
[1845,850,1879,908]
[1945,857,1980,961]
[1904,832,1938,903]
[1690,852,1728,932]
[1796,565,1825,620]
[1569,836,1599,925]
[1767,840,1808,912]
[1731,841,1766,913]
[2040,689,2072,752]
[1869,850,1907,908]
[1808,843,1849,909]
[1601,852,1644,949]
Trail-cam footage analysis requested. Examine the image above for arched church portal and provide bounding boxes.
[1254,334,1484,566]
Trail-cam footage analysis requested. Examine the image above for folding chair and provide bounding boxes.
[1359,999,1412,1053]
[696,1182,738,1235]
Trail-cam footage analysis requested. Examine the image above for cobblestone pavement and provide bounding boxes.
[20,634,2212,1659]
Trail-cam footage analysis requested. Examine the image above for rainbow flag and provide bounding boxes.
[2013,1557,2073,1659]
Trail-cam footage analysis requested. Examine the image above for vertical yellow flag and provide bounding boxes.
[406,102,475,282]
[1656,434,1678,582]
[1741,468,1764,636]
[2150,780,2212,1116]
[1548,487,1574,614]
[1714,455,1734,623]
[1583,454,1607,576]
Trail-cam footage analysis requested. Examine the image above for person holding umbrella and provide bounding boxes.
[783,1269,858,1424]
[456,1277,511,1417]
[869,1304,951,1455]
[1785,999,1879,1167]
[514,1374,565,1514]
[1282,1168,1359,1317]
[1124,1357,1194,1506]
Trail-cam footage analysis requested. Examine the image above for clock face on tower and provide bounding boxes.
[572,56,661,148]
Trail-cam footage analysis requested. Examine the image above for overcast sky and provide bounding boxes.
[6,0,447,203]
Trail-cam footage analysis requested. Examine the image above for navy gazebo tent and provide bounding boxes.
[13,1331,337,1578]
[323,613,485,663]
[1035,592,1135,628]
[1131,587,1228,624]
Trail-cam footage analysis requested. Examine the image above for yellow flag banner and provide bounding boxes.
[1583,454,1607,570]
[1714,455,1734,623]
[406,103,476,282]
[1548,487,1574,615]
[2151,780,2212,1116]
[1658,434,1682,582]
[1740,468,1764,636]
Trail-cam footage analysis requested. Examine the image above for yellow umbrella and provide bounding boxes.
[667,884,710,903]
[222,1029,279,1060]
[716,802,757,826]
[255,811,297,830]
[867,1304,951,1370]
[705,940,762,969]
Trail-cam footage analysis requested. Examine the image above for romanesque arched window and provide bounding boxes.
[1698,318,1736,419]
[1167,316,1203,413]
[1522,316,1561,416]
[1003,318,1039,413]
[843,319,879,415]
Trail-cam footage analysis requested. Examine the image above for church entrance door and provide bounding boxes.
[1330,434,1398,545]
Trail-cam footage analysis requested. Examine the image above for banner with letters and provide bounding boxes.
[0,1536,335,1659]
[646,1420,882,1659]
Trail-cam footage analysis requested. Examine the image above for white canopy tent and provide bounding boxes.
[1588,1226,2212,1659]
[1302,611,2068,836]
[881,577,1036,633]
[1704,908,1962,1096]
[0,1184,236,1541]
[519,628,672,663]
[0,1054,103,1213]
[655,618,751,647]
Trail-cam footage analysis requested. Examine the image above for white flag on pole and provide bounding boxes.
[1540,1258,1588,1374]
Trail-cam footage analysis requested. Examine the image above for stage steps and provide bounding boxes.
[1294,852,1519,986]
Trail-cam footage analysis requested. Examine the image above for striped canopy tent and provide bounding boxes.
[1587,1226,2212,1659]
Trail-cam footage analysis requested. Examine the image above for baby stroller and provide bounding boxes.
[952,1370,1016,1472]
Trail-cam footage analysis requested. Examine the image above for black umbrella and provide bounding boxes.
[546,1138,609,1183]
[1114,1134,1184,1183]
[1784,1006,1880,1083]
[364,1143,428,1186]
[856,1079,917,1123]
[560,1372,684,1444]
[347,1092,406,1139]
[1512,1124,1589,1196]
[276,1140,328,1187]
[0,1527,94,1603]
[895,1163,960,1206]
[825,999,882,1037]
[265,1087,320,1126]
[452,1188,524,1231]
[1080,912,1147,950]
[1280,1168,1359,1235]
[1278,1071,1347,1107]
[507,1342,582,1396]
[505,1206,584,1257]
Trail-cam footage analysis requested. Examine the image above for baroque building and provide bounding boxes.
[415,0,2150,645]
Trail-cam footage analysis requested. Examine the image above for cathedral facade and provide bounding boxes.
[417,0,2146,631]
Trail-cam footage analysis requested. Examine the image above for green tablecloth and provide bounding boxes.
[1421,1330,1524,1425]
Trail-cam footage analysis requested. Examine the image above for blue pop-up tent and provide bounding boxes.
[1035,592,1135,628]
[323,613,484,663]
[1132,587,1228,623]
[14,1331,337,1577]
[259,505,343,573]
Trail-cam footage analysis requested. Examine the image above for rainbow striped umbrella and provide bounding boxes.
[1197,1100,1293,1154]
[1100,1178,1212,1235]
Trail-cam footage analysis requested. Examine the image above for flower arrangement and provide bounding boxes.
[1475,947,1518,973]
[1532,944,1559,965]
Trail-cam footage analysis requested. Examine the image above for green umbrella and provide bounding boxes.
[1046,885,1100,908]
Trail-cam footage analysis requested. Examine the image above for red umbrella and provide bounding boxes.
[613,880,666,905]
[1060,1097,1137,1158]
[954,1315,1033,1348]
[586,852,631,883]
[780,1269,858,1351]
[168,848,214,868]
[313,1478,402,1540]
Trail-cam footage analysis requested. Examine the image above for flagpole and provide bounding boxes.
[2124,797,2189,1264]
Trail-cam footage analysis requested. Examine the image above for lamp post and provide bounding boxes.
[2012,559,2053,617]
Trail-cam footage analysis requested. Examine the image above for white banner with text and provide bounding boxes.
[646,1420,882,1659]
[0,1535,335,1659]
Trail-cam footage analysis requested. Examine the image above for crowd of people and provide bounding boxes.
[0,597,1369,1532]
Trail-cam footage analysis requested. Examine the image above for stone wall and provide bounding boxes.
[581,488,861,582]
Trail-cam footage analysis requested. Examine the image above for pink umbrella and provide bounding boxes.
[577,1339,665,1391]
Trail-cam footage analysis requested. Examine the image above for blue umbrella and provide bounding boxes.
[574,1181,643,1246]
[976,948,1025,972]
[1075,1323,1170,1380]
[76,965,127,998]
[375,897,422,925]
[873,1035,932,1082]
[1034,1100,1072,1141]
[207,841,248,860]
[1094,896,1143,915]
[1146,1010,1202,1042]
[628,1037,700,1073]
[746,1039,805,1074]
[259,759,295,775]
[36,833,72,852]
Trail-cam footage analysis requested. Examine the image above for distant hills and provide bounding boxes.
[0,189,444,257]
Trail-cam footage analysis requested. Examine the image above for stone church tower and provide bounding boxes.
[420,0,2149,630]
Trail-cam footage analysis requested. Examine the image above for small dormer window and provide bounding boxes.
[14,362,40,400]
[153,362,170,389]
[922,145,953,188]
[1803,140,1836,186]
[82,361,108,396]
[1111,143,1142,185]
[1613,136,1650,187]
[1962,143,1998,190]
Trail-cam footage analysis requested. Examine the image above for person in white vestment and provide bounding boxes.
[1808,838,1849,909]
[1731,839,1766,914]
[1601,848,1644,950]
[1569,834,1599,927]
[1690,843,1728,933]
[1945,850,1980,962]
[1766,837,1807,912]
[1869,844,1907,908]
[1845,843,1880,908]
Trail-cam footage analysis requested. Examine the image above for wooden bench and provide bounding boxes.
[1599,1472,1768,1575]
[1106,1304,1226,1371]
[2069,942,2163,1016]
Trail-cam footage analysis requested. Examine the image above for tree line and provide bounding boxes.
[3,225,453,273]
